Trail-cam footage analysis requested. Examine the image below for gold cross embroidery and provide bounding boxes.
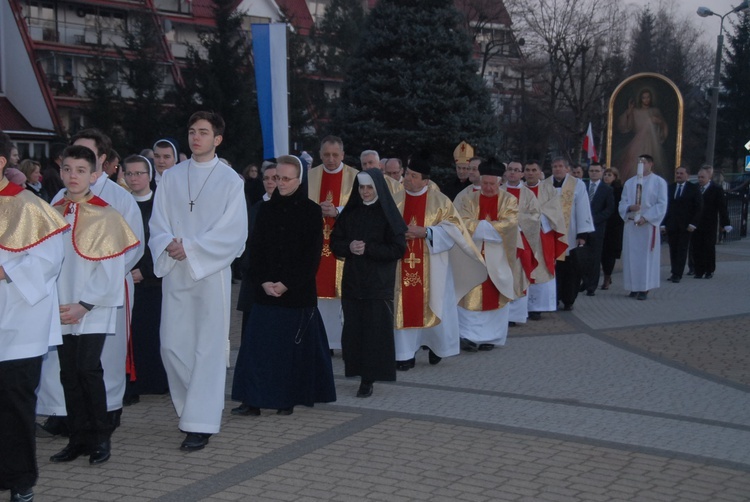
[404,252,421,269]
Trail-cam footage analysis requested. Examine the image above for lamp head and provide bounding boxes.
[733,0,749,13]
[697,6,714,17]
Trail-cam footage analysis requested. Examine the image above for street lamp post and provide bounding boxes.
[697,1,750,166]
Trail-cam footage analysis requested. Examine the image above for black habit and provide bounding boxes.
[331,169,407,383]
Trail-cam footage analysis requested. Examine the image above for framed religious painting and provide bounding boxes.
[606,73,683,181]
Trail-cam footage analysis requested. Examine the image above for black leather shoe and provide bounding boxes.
[528,311,541,321]
[428,349,442,365]
[478,344,495,351]
[123,394,140,406]
[396,358,416,371]
[704,273,713,279]
[671,277,681,283]
[508,321,517,327]
[50,443,88,462]
[231,404,260,416]
[89,440,111,465]
[694,274,704,279]
[629,292,638,298]
[276,408,294,416]
[356,383,373,398]
[460,338,478,352]
[562,304,574,311]
[36,415,69,438]
[586,290,595,296]
[637,292,648,300]
[180,433,211,451]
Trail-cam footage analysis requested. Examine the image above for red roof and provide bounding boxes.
[0,98,53,133]
[276,0,314,34]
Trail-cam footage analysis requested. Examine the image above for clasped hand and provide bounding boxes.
[262,281,288,297]
[60,303,87,325]
[350,240,366,255]
[166,238,186,261]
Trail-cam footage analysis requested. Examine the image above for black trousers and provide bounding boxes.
[667,230,692,278]
[58,334,111,447]
[555,259,579,307]
[582,235,605,292]
[691,230,717,276]
[0,356,42,492]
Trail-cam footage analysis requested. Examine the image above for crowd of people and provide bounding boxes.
[0,116,734,501]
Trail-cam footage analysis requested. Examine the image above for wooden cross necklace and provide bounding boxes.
[187,158,219,212]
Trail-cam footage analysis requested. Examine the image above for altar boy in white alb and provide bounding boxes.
[149,111,247,452]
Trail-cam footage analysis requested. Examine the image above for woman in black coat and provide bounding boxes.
[601,167,624,289]
[231,156,336,416]
[331,169,407,398]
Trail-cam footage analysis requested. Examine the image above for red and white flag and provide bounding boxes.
[583,122,598,163]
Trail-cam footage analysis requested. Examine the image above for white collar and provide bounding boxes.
[405,185,429,197]
[323,162,344,175]
[133,192,153,202]
[263,192,272,201]
[190,155,220,168]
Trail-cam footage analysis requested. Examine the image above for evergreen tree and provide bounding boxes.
[118,11,166,153]
[175,0,261,167]
[629,7,656,75]
[309,0,366,76]
[81,19,122,140]
[331,0,498,168]
[718,12,750,171]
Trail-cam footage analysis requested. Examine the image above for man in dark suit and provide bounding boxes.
[661,166,702,283]
[691,166,732,279]
[581,163,614,295]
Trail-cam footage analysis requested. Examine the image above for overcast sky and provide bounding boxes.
[627,0,747,44]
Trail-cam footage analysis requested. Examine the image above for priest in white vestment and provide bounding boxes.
[149,112,247,451]
[618,154,668,300]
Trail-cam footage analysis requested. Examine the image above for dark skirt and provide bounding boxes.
[129,284,168,394]
[231,304,336,409]
[341,298,396,382]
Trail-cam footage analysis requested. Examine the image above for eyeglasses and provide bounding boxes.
[273,176,297,183]
[125,171,149,177]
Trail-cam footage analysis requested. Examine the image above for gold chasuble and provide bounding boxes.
[525,182,567,283]
[394,189,485,330]
[457,190,518,312]
[307,164,358,298]
[542,176,577,263]
[504,185,540,295]
[53,194,140,260]
[0,177,69,251]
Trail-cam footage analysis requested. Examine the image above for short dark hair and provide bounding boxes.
[188,111,225,137]
[0,131,12,161]
[62,145,97,173]
[551,157,569,166]
[70,128,112,158]
[639,154,654,163]
[107,148,120,163]
[320,135,344,150]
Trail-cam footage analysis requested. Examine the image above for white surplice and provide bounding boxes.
[149,156,247,434]
[619,173,668,292]
[38,176,144,415]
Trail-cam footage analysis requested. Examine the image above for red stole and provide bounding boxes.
[401,192,427,328]
[478,194,501,310]
[315,169,344,298]
[506,186,536,282]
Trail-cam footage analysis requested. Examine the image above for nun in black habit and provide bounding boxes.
[331,168,407,397]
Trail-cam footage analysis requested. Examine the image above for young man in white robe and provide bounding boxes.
[149,111,247,451]
[618,154,668,300]
[38,129,144,436]
[0,131,67,502]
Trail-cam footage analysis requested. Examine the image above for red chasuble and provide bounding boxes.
[526,185,564,281]
[315,169,344,298]
[478,194,502,310]
[506,187,537,282]
[401,192,427,328]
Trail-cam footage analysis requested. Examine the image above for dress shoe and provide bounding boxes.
[629,291,638,298]
[562,304,574,311]
[10,488,34,502]
[704,273,713,279]
[180,432,211,451]
[460,338,478,352]
[50,443,89,462]
[428,349,442,365]
[231,404,261,416]
[356,382,373,398]
[528,311,541,321]
[396,358,416,371]
[89,440,111,465]
[687,269,695,275]
[123,394,140,406]
[586,290,595,297]
[671,276,681,283]
[636,291,648,301]
[508,321,517,327]
[478,344,495,351]
[36,415,69,438]
[694,274,704,279]
[276,407,294,416]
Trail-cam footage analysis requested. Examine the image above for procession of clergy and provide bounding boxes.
[2,110,670,501]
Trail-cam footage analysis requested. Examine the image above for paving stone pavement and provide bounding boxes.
[29,240,750,501]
